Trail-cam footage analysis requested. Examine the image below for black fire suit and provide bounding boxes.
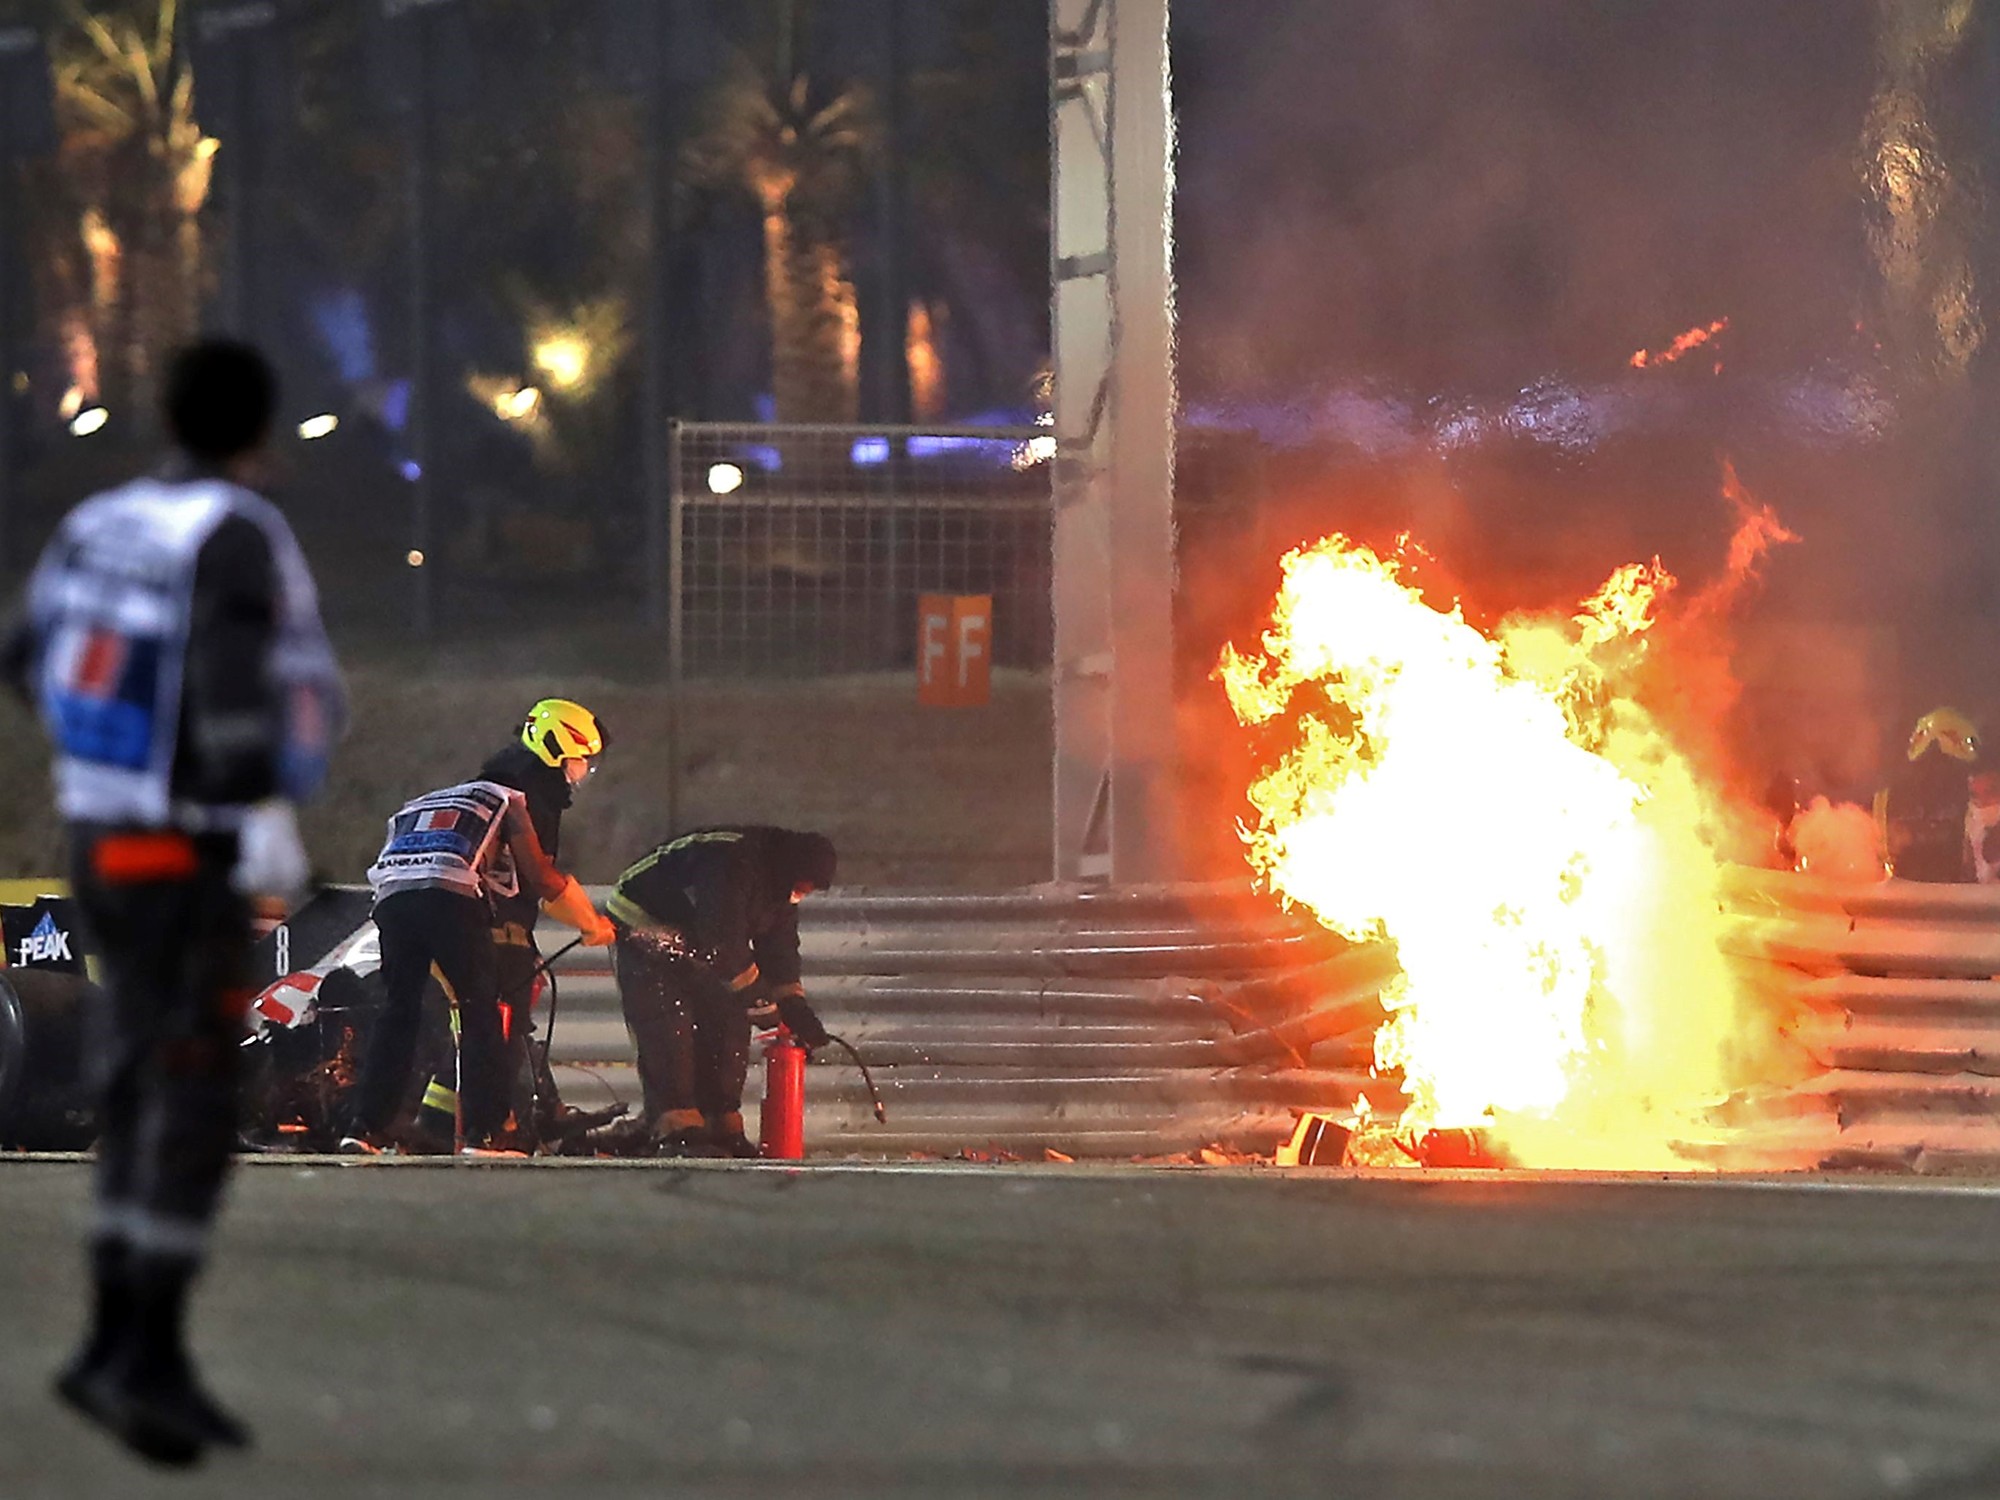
[1879,747,1974,882]
[607,827,830,1141]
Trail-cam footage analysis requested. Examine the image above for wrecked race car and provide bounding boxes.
[1,887,615,1154]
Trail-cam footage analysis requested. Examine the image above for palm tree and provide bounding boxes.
[46,0,215,419]
[682,56,876,424]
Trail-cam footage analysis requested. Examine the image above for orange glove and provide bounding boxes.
[542,877,615,946]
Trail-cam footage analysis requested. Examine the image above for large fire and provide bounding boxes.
[1221,500,1791,1169]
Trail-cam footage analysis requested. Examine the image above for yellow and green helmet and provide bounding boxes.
[521,698,606,768]
[1909,707,1979,764]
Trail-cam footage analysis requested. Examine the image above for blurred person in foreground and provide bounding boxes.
[3,341,345,1465]
[603,826,836,1156]
[1875,708,1979,882]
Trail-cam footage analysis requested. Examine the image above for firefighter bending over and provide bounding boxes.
[344,775,614,1152]
[607,827,836,1156]
[409,698,610,1147]
[6,341,345,1465]
[1876,707,1979,882]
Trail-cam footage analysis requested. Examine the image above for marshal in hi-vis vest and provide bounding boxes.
[367,780,527,903]
[25,477,344,829]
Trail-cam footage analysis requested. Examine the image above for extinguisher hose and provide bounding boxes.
[534,937,582,1048]
[822,1033,886,1123]
[514,935,583,1066]
[497,935,584,1141]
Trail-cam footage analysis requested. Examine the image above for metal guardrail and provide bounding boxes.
[551,884,1395,1158]
[1720,869,2000,1172]
[24,868,2000,1166]
[563,872,2000,1166]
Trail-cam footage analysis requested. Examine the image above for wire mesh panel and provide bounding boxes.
[670,423,1052,679]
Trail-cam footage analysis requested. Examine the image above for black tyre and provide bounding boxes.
[0,975,25,1140]
[0,970,97,1150]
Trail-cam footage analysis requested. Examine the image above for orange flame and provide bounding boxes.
[1221,495,1789,1169]
[1630,318,1730,369]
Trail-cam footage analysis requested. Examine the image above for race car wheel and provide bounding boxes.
[0,974,27,1141]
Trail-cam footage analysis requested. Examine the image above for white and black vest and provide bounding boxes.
[26,477,344,829]
[367,780,526,903]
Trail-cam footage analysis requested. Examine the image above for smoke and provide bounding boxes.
[1789,796,1889,880]
[1173,0,2000,801]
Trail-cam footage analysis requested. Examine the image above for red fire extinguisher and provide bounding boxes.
[759,1028,808,1160]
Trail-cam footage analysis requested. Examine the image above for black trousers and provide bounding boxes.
[352,888,506,1140]
[411,928,557,1140]
[613,933,750,1129]
[69,825,250,1265]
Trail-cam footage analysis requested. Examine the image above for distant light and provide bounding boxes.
[908,434,1008,459]
[10,372,27,395]
[58,386,85,421]
[399,460,422,482]
[379,379,412,433]
[298,413,339,440]
[500,385,541,421]
[851,436,891,466]
[1012,432,1057,471]
[531,333,590,392]
[406,549,425,567]
[706,462,745,496]
[69,406,109,437]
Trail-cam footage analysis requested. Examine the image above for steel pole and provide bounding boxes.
[640,0,670,631]
[405,4,435,637]
[1049,0,1179,883]
[1103,0,1178,882]
[666,419,686,834]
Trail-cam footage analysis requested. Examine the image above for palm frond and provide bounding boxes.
[61,0,128,68]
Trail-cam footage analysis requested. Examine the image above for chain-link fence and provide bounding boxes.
[668,421,1052,680]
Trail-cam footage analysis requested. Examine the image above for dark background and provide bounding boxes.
[0,0,1993,821]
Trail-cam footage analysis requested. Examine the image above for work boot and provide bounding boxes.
[55,1238,129,1390]
[653,1127,725,1159]
[56,1250,251,1465]
[706,1111,761,1159]
[126,1252,251,1451]
[396,1125,453,1157]
[55,1359,208,1468]
[413,1079,459,1150]
[647,1108,718,1158]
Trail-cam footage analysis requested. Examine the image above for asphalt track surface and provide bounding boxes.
[6,1161,2000,1499]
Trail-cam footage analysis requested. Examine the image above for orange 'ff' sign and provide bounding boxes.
[918,595,991,706]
